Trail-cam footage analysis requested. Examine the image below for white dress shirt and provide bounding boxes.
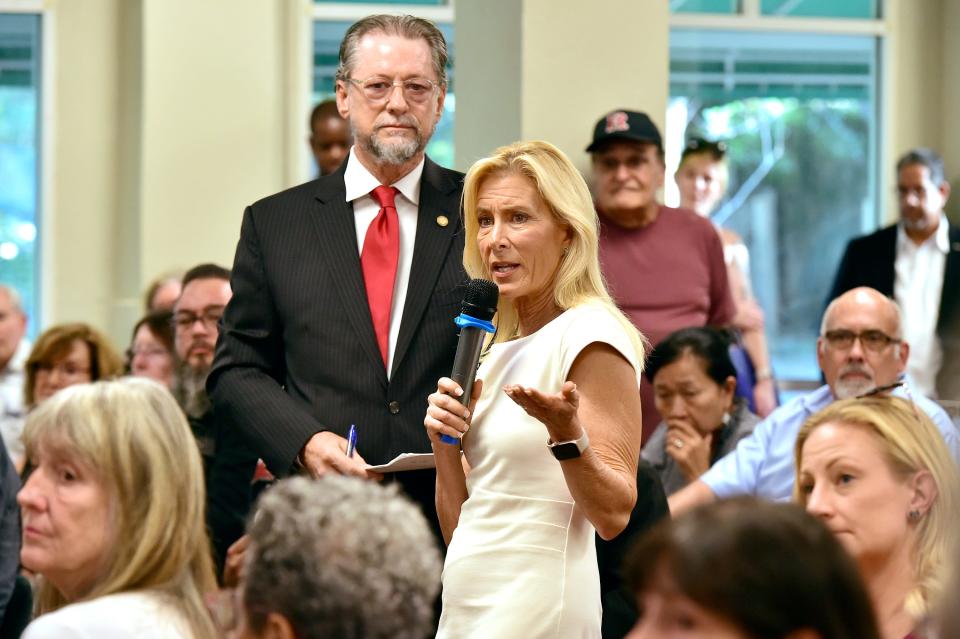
[343,147,422,379]
[0,339,29,466]
[895,214,949,397]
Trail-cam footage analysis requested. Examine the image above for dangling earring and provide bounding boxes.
[908,509,921,522]
[562,246,569,257]
[721,410,731,426]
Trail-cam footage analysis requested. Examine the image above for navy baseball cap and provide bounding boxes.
[586,109,663,153]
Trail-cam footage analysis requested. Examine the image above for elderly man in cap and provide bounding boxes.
[589,110,734,442]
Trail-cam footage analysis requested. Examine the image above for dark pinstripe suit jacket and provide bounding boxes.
[208,156,466,518]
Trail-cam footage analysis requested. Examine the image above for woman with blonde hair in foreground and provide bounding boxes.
[19,378,217,638]
[426,140,645,637]
[794,396,959,639]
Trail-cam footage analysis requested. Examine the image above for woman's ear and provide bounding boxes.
[260,612,298,639]
[908,469,938,519]
[721,376,737,405]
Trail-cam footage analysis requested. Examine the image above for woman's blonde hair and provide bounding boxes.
[793,396,959,619]
[462,140,646,361]
[23,378,217,638]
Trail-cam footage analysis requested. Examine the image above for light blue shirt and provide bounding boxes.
[702,384,960,501]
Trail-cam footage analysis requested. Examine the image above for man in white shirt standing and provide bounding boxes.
[829,148,960,402]
[0,285,28,468]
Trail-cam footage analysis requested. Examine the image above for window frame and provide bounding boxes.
[669,2,889,388]
[1,0,52,334]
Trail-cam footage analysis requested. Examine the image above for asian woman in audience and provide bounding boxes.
[126,309,175,387]
[18,378,218,638]
[624,496,879,639]
[641,327,759,495]
[795,396,959,639]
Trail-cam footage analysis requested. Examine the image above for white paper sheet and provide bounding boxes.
[366,452,436,473]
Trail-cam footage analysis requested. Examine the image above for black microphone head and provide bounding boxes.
[460,279,499,321]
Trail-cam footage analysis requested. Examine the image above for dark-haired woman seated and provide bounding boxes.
[625,497,880,639]
[641,327,758,495]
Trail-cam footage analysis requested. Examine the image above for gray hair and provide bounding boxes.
[0,284,24,315]
[897,147,946,185]
[335,14,448,87]
[242,475,442,639]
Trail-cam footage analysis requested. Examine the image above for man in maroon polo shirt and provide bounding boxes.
[588,110,734,443]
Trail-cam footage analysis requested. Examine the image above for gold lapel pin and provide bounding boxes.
[436,215,449,228]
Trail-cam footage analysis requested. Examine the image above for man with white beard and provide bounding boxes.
[173,263,257,575]
[668,286,960,515]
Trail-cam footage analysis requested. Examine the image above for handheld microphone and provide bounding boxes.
[440,279,499,445]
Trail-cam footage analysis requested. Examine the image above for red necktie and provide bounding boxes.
[361,185,400,366]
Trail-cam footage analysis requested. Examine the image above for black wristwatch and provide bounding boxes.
[547,429,590,461]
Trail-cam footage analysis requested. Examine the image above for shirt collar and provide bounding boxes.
[896,212,950,254]
[343,146,424,206]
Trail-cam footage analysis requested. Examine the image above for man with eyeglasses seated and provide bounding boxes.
[208,15,463,550]
[587,110,735,444]
[668,286,960,516]
[172,263,257,576]
[829,148,960,404]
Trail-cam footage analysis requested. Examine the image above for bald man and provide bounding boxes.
[668,287,960,515]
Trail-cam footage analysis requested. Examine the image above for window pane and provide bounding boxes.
[668,29,879,383]
[670,0,740,14]
[0,13,41,335]
[761,0,878,19]
[311,19,454,170]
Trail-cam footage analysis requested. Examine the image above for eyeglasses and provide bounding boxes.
[822,329,901,353]
[345,76,439,104]
[34,361,90,378]
[681,137,727,161]
[856,379,924,422]
[126,347,170,360]
[173,307,224,333]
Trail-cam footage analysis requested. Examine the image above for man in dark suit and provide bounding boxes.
[829,148,960,401]
[208,15,464,529]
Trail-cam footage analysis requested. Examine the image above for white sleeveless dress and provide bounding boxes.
[437,304,642,639]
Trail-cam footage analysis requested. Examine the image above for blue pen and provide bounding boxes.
[345,424,357,458]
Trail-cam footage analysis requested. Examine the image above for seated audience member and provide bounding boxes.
[24,323,123,414]
[642,327,759,495]
[668,287,960,515]
[624,497,880,639]
[795,396,959,639]
[227,475,441,639]
[144,271,183,313]
[308,99,351,176]
[588,110,734,442]
[675,139,776,416]
[172,264,257,575]
[126,309,175,387]
[0,285,30,469]
[18,378,218,638]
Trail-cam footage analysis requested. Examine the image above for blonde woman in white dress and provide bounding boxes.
[425,140,646,638]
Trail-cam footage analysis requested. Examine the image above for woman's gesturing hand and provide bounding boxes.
[425,377,483,446]
[504,381,583,442]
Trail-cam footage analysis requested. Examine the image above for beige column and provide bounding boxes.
[455,0,669,174]
[44,0,297,346]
